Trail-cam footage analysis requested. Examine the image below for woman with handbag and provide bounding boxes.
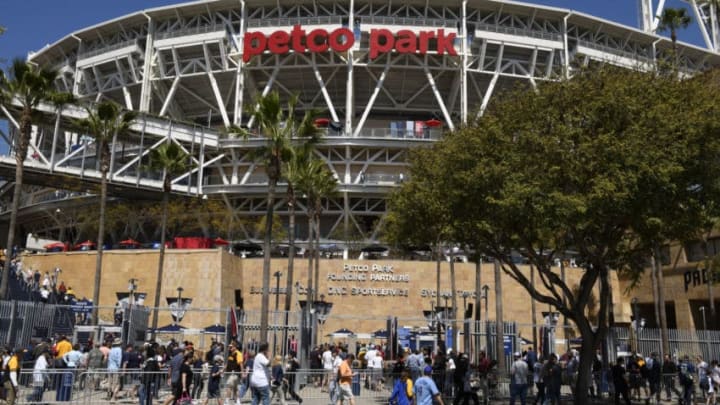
[178,353,194,405]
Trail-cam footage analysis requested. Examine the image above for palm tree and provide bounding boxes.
[229,91,319,342]
[75,101,136,325]
[0,59,58,300]
[658,7,692,69]
[145,141,194,338]
[309,165,338,306]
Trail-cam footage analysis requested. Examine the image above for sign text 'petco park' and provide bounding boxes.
[243,25,457,62]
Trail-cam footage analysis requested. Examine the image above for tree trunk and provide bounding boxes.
[151,185,170,339]
[282,194,296,357]
[260,180,276,342]
[313,207,321,302]
[494,259,505,371]
[307,212,314,301]
[450,252,458,352]
[474,257,482,363]
[574,321,599,405]
[531,264,538,354]
[650,255,660,332]
[436,243,442,348]
[91,141,109,326]
[0,107,31,300]
[654,246,669,356]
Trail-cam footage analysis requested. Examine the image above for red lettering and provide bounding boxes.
[243,31,267,62]
[241,25,455,61]
[369,29,394,59]
[268,31,291,54]
[290,25,306,53]
[329,28,354,52]
[395,30,417,54]
[436,29,457,56]
[307,29,329,53]
[418,31,435,54]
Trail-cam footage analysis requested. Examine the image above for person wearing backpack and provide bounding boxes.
[678,355,696,405]
[389,370,413,405]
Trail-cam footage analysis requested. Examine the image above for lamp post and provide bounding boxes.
[700,306,707,331]
[273,271,282,357]
[481,285,489,322]
[125,278,138,345]
[462,291,471,354]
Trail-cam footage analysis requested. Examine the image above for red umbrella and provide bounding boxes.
[119,239,141,246]
[213,237,230,246]
[314,118,330,127]
[425,118,442,127]
[74,240,96,251]
[43,242,67,251]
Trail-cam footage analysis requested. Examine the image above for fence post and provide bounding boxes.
[6,300,17,347]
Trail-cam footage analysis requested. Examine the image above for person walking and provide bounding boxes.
[204,355,224,405]
[28,348,50,403]
[678,355,696,405]
[611,357,631,405]
[284,351,303,404]
[542,354,562,405]
[532,355,545,405]
[250,343,271,405]
[662,354,682,401]
[3,348,21,405]
[336,353,356,405]
[270,355,287,405]
[389,370,413,405]
[414,365,445,405]
[510,352,529,405]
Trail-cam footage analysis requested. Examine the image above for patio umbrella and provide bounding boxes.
[153,323,186,333]
[43,242,66,252]
[328,328,354,338]
[74,240,96,251]
[213,237,230,246]
[372,329,389,339]
[119,239,141,246]
[203,324,226,334]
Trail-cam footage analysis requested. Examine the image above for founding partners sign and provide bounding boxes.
[243,24,458,62]
[326,263,410,297]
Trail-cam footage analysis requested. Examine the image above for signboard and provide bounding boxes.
[243,24,457,62]
[504,335,514,355]
[70,298,93,314]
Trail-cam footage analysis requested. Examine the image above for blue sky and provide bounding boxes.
[0,0,709,64]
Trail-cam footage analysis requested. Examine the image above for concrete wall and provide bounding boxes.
[20,251,623,341]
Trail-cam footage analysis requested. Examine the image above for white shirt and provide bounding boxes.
[370,355,383,369]
[322,350,334,370]
[511,359,529,385]
[365,349,377,364]
[33,355,48,386]
[332,356,343,374]
[250,352,270,387]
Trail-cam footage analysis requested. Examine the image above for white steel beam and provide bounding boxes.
[139,16,155,112]
[422,59,454,131]
[160,77,181,117]
[247,66,279,128]
[346,0,355,136]
[353,58,391,137]
[307,53,339,123]
[689,0,715,50]
[478,73,499,117]
[461,0,468,124]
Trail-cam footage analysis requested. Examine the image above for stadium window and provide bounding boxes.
[684,240,705,263]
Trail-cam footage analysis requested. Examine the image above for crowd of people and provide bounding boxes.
[9,258,82,305]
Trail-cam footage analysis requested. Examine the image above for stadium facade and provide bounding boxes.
[2,0,719,244]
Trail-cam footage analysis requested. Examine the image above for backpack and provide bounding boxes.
[680,364,694,386]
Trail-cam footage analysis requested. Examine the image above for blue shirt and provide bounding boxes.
[413,376,439,405]
[107,347,123,371]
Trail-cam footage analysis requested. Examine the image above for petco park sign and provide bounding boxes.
[243,24,457,62]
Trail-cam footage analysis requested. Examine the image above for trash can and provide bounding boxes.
[56,369,74,401]
[351,372,361,396]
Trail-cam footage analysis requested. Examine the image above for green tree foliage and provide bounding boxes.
[145,141,195,336]
[387,66,720,404]
[228,91,320,341]
[0,59,58,299]
[75,101,136,324]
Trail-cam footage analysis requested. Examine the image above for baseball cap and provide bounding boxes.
[424,366,433,375]
[514,352,521,357]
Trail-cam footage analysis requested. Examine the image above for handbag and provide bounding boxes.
[177,391,192,405]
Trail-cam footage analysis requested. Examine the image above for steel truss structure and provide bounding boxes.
[2,0,720,244]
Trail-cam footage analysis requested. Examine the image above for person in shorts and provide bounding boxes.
[336,353,356,405]
[204,355,224,405]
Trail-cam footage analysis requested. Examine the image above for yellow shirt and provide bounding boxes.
[406,378,413,399]
[56,340,72,359]
[7,355,19,371]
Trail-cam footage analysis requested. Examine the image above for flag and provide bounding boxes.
[229,306,238,339]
